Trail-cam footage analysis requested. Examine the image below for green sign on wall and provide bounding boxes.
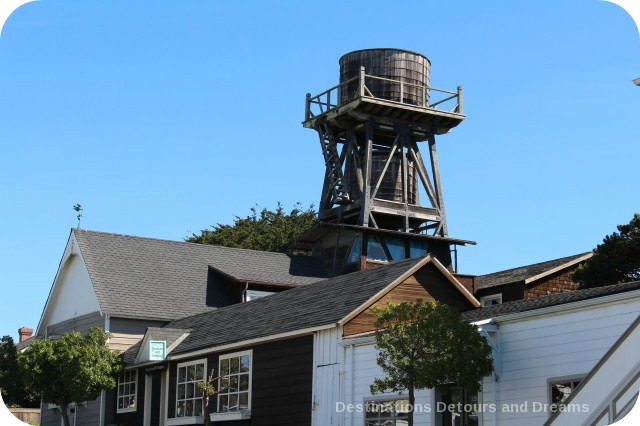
[149,341,166,361]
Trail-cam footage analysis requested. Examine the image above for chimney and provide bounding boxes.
[18,327,33,343]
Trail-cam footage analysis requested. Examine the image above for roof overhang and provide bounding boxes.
[480,288,640,325]
[293,221,476,250]
[207,265,299,289]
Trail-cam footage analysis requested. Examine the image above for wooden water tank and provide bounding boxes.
[339,48,431,106]
[349,152,419,204]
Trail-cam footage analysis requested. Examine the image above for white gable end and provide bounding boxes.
[37,232,101,334]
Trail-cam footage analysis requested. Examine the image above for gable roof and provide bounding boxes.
[475,252,591,290]
[126,327,191,365]
[164,255,477,357]
[462,280,640,323]
[166,256,425,355]
[73,229,328,321]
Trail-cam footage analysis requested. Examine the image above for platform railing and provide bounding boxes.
[305,66,463,122]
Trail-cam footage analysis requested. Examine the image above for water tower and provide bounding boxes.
[295,49,475,275]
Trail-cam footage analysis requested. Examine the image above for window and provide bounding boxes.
[217,350,252,413]
[245,290,273,301]
[367,235,389,262]
[176,359,206,418]
[347,234,362,264]
[480,294,502,307]
[436,385,480,426]
[385,237,406,261]
[117,370,137,413]
[549,377,583,414]
[364,398,409,425]
[409,240,428,258]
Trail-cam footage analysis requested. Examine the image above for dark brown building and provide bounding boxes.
[474,253,592,305]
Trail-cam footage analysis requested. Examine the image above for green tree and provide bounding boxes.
[20,328,122,426]
[0,336,35,407]
[187,202,316,254]
[573,213,640,289]
[370,300,493,426]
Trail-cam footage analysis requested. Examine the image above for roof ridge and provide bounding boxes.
[479,252,591,278]
[72,228,309,258]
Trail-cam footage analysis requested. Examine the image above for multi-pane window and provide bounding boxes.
[117,370,137,413]
[365,398,409,426]
[550,378,582,413]
[176,360,206,418]
[217,350,252,413]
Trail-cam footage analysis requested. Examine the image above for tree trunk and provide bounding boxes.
[204,396,211,426]
[408,386,415,426]
[59,402,71,426]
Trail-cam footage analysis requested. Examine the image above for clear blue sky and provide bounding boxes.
[0,0,638,340]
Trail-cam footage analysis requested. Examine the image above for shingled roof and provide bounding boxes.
[166,256,428,355]
[475,252,591,290]
[462,280,640,323]
[73,229,328,321]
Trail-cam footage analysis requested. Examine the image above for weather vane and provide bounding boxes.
[73,204,83,228]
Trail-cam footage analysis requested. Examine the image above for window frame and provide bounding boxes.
[363,395,410,426]
[175,358,207,420]
[216,349,253,415]
[548,374,584,415]
[117,369,138,414]
[480,294,502,307]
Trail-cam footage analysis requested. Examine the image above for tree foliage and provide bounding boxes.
[370,300,493,426]
[186,202,316,254]
[0,336,35,407]
[20,328,122,426]
[573,213,640,289]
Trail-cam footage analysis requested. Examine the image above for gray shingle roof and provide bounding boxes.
[475,253,590,290]
[462,281,640,323]
[73,229,328,321]
[167,256,426,355]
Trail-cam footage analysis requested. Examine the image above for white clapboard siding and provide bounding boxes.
[548,313,640,426]
[345,341,434,426]
[481,297,640,426]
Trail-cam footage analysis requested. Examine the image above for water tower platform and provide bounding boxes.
[303,67,465,136]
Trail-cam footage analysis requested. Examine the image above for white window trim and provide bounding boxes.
[480,294,502,307]
[117,369,138,414]
[213,349,252,419]
[548,374,585,416]
[174,358,207,421]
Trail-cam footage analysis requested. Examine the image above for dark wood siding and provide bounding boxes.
[167,335,313,426]
[475,282,525,304]
[344,263,475,336]
[344,275,435,336]
[46,311,105,337]
[526,268,580,298]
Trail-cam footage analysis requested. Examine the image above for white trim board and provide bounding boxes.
[523,253,593,285]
